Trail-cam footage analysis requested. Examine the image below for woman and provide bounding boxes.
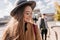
[2,0,42,40]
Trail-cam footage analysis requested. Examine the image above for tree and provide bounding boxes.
[54,2,60,21]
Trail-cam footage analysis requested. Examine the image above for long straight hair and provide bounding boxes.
[7,4,32,40]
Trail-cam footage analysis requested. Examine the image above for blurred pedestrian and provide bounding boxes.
[38,14,48,40]
[33,16,38,23]
[2,0,42,40]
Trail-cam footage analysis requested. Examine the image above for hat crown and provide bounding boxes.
[17,0,27,5]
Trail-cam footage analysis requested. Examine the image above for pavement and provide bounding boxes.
[47,21,60,40]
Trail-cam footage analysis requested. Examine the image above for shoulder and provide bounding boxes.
[6,22,18,33]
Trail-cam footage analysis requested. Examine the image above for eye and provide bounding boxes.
[26,12,32,16]
[26,13,30,16]
[26,13,29,15]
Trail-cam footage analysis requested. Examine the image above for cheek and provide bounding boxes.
[24,14,28,20]
[24,13,32,20]
[25,15,28,18]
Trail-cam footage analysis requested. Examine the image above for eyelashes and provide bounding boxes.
[26,13,32,16]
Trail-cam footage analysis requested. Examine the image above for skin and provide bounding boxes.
[23,6,34,24]
[42,14,46,18]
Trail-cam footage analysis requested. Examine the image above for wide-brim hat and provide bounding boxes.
[10,0,36,16]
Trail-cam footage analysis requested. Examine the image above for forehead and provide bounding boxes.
[24,6,32,12]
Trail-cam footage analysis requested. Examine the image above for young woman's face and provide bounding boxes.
[23,6,33,22]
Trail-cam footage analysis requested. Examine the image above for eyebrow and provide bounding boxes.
[26,11,30,12]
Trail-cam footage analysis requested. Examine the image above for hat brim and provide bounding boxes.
[10,1,36,16]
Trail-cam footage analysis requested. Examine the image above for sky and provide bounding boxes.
[0,0,60,18]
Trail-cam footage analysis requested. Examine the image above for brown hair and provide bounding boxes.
[43,14,46,16]
[5,4,33,40]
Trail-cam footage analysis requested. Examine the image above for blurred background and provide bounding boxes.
[0,0,60,40]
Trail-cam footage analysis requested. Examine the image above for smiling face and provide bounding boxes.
[23,6,33,22]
